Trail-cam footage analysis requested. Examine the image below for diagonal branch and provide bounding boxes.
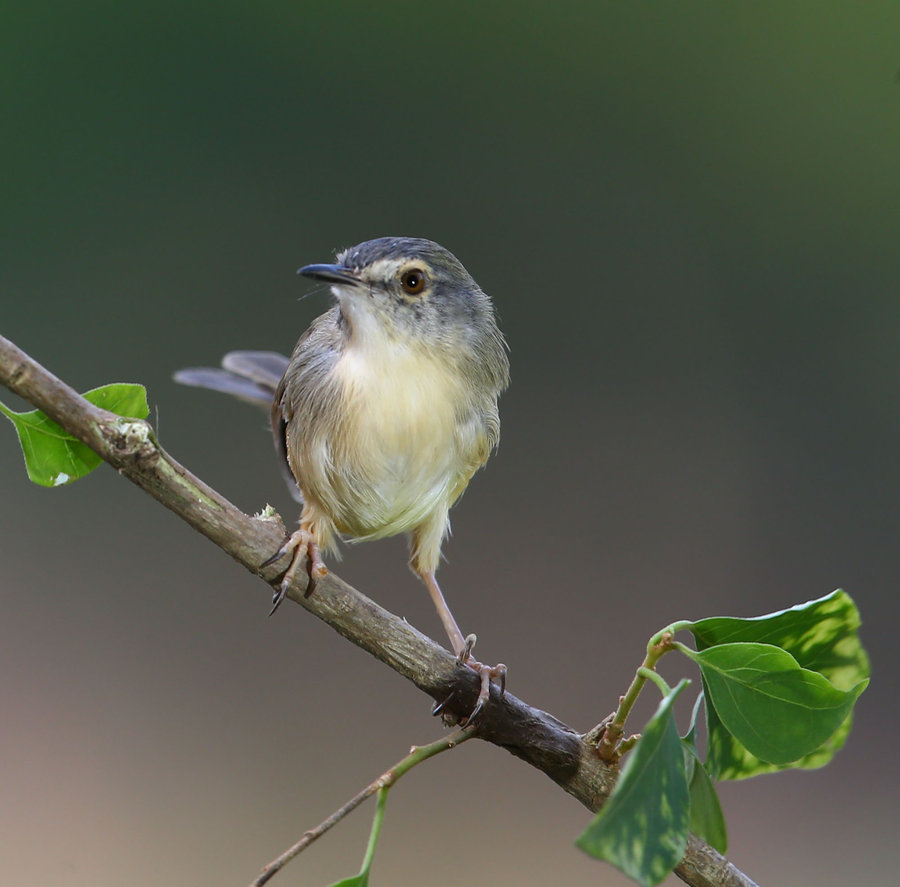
[0,332,757,887]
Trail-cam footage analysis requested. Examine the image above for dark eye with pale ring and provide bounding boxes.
[400,268,426,295]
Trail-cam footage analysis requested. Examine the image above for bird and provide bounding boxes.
[175,237,510,721]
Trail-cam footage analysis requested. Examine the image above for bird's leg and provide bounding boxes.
[421,571,507,725]
[421,570,467,657]
[262,519,327,614]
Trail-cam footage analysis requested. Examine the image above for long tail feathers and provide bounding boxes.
[173,351,289,408]
[174,350,303,503]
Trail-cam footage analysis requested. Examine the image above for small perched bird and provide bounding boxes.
[175,237,510,720]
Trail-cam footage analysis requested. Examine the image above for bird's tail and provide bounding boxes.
[174,350,302,503]
[173,351,289,408]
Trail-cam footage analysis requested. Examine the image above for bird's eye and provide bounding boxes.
[400,268,426,295]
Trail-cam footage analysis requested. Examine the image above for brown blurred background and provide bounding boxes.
[2,3,898,885]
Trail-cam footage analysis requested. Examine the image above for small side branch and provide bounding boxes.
[595,630,674,762]
[252,728,473,886]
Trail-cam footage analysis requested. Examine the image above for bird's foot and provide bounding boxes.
[432,633,507,726]
[261,527,327,614]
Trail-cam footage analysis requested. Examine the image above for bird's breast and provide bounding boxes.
[294,337,483,540]
[334,342,459,453]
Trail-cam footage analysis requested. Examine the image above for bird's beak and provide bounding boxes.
[297,263,361,286]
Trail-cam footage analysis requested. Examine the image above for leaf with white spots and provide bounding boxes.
[577,679,691,886]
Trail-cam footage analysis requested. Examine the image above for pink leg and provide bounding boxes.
[421,571,467,657]
[420,571,507,725]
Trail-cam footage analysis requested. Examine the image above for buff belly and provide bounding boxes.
[287,338,488,554]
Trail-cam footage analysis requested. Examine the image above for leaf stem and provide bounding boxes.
[595,630,676,762]
[637,666,673,697]
[651,620,694,643]
[357,787,389,879]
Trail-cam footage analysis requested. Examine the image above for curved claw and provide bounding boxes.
[431,695,450,717]
[263,526,327,614]
[458,633,477,665]
[260,540,290,572]
[268,584,288,617]
[460,659,508,727]
[493,663,508,698]
[431,658,508,726]
[461,699,484,728]
[460,663,491,726]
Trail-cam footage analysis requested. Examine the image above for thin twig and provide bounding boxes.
[0,333,759,887]
[251,728,473,886]
[595,631,675,762]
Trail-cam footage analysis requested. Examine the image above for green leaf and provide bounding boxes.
[327,876,367,887]
[681,642,867,767]
[0,383,148,486]
[681,691,704,750]
[681,742,728,853]
[686,591,870,779]
[689,590,869,688]
[577,679,691,887]
[680,695,727,852]
[703,679,856,780]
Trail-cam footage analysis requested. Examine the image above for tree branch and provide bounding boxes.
[0,332,757,887]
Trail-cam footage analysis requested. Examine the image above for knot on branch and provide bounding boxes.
[8,357,28,389]
[102,416,158,467]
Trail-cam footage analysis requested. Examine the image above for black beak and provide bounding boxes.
[297,263,361,285]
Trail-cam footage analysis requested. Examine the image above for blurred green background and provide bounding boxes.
[2,2,898,885]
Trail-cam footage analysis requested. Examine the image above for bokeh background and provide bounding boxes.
[2,3,898,885]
